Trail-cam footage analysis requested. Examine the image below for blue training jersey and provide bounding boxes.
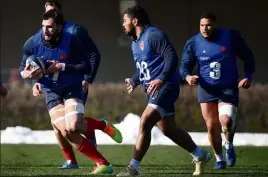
[37,21,100,83]
[20,31,91,90]
[131,25,180,89]
[180,28,255,87]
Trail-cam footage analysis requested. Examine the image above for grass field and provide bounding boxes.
[1,145,268,177]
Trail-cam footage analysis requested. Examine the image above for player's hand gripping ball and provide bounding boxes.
[25,55,46,78]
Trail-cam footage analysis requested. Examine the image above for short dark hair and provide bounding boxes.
[124,5,151,25]
[44,0,62,11]
[42,9,64,25]
[200,12,216,22]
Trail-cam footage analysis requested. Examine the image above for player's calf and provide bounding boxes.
[65,131,111,169]
[219,104,237,167]
[122,106,161,175]
[203,115,224,164]
[52,123,71,148]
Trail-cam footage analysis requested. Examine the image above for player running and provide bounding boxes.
[19,10,122,174]
[117,5,211,177]
[180,13,255,169]
[31,0,104,169]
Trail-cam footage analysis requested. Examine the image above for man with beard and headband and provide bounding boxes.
[19,10,122,174]
[116,5,211,177]
[30,0,123,170]
[180,13,255,169]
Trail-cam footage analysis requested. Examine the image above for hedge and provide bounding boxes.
[1,82,267,132]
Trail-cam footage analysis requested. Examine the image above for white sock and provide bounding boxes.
[225,141,233,149]
[190,147,204,161]
[215,153,224,162]
[130,159,140,171]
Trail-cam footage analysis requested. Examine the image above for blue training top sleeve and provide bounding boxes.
[75,25,101,83]
[231,30,255,79]
[148,31,178,82]
[64,36,91,74]
[179,37,196,80]
[130,70,141,87]
[19,36,34,74]
[148,30,178,82]
[19,36,39,85]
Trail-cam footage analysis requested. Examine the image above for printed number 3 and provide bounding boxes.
[52,72,59,82]
[136,61,151,81]
[209,62,221,79]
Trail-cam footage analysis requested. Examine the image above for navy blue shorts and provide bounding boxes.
[147,83,180,116]
[43,84,84,111]
[198,83,239,106]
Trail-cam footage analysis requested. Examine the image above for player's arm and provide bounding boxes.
[148,31,178,83]
[129,70,141,87]
[62,36,92,74]
[125,62,141,94]
[179,37,197,81]
[231,30,255,80]
[125,71,140,94]
[19,36,34,76]
[75,25,101,83]
[19,36,41,81]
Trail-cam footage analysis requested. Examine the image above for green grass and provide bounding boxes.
[1,145,268,176]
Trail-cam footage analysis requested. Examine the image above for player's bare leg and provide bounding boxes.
[117,106,161,177]
[218,102,237,167]
[134,106,161,160]
[157,115,197,152]
[64,98,113,174]
[156,115,211,176]
[49,104,78,169]
[201,102,226,169]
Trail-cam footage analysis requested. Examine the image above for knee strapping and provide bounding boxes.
[49,108,65,125]
[52,116,65,125]
[218,105,237,132]
[65,102,84,118]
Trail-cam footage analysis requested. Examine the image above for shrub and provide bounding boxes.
[1,82,267,132]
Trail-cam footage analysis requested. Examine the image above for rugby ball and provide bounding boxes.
[26,55,46,77]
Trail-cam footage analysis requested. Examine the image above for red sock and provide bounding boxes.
[85,117,106,131]
[61,146,77,164]
[77,138,109,165]
[84,129,95,141]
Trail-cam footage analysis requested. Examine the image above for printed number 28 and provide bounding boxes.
[136,61,151,81]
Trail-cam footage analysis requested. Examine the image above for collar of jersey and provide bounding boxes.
[132,25,150,42]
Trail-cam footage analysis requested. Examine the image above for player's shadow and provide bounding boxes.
[112,164,268,176]
[113,164,188,168]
